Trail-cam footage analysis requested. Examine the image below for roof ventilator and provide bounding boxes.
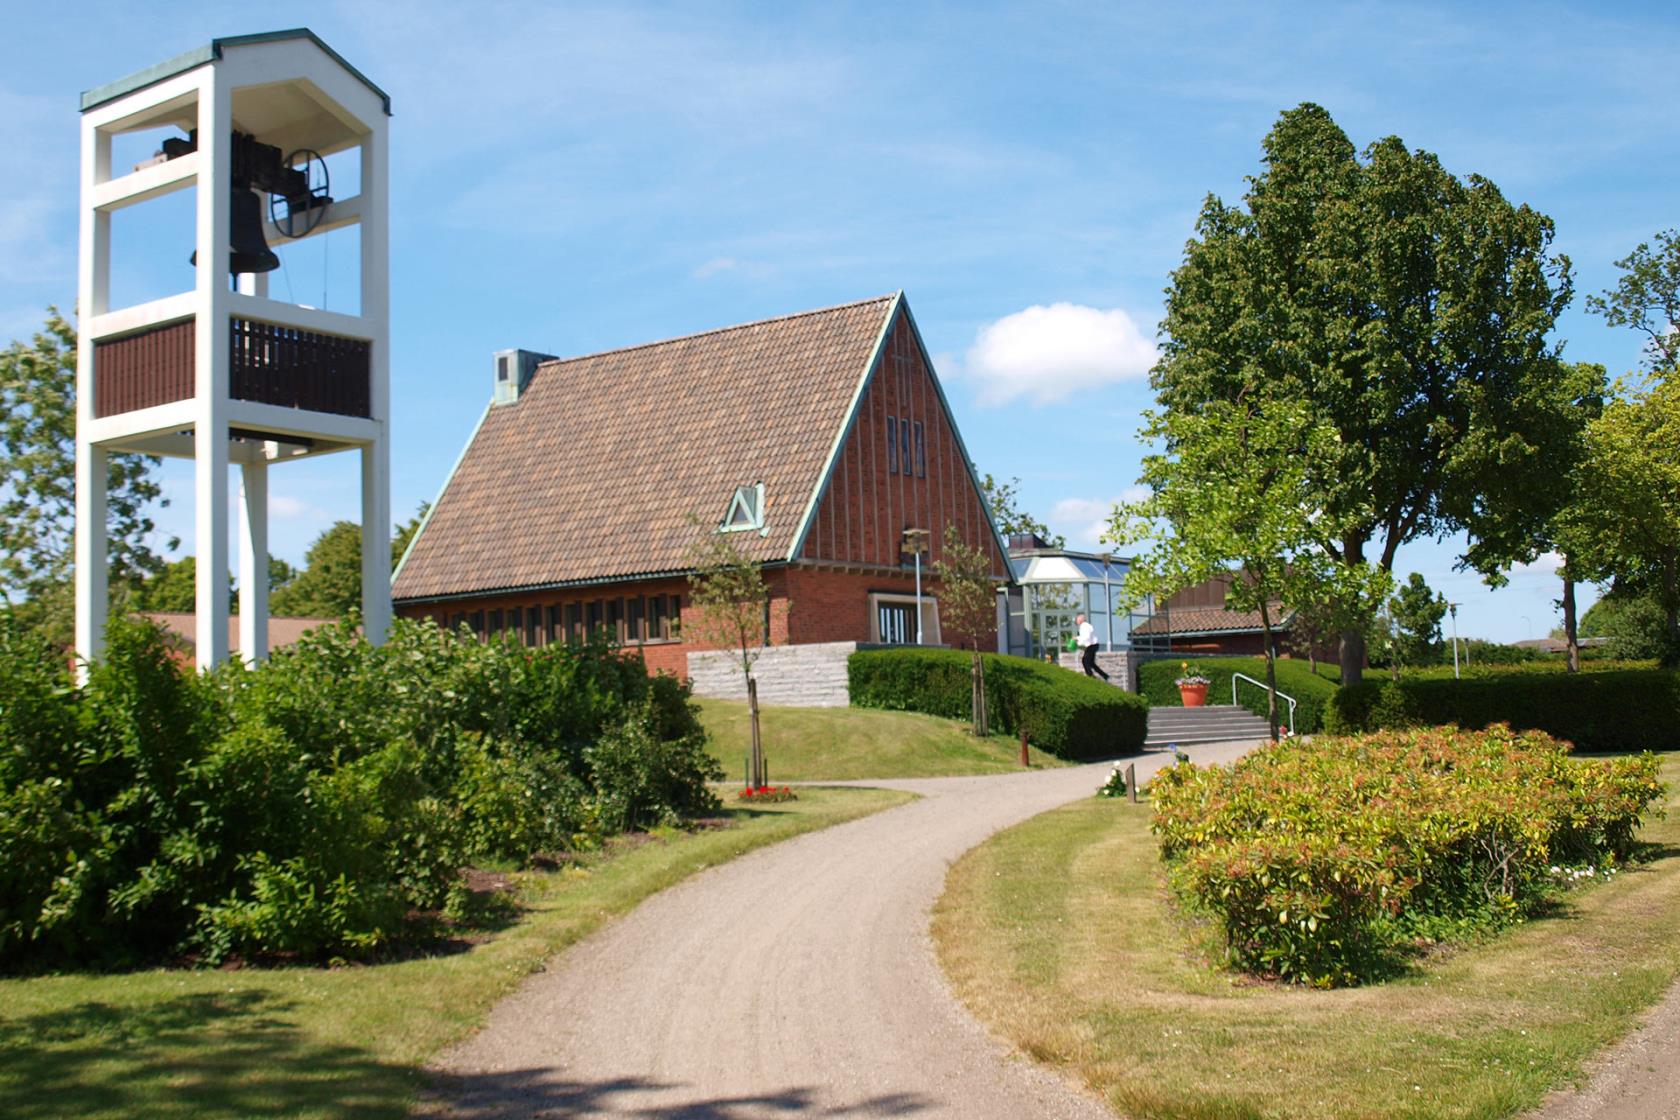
[492,348,556,405]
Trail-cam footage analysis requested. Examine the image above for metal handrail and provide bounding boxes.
[1232,672,1296,737]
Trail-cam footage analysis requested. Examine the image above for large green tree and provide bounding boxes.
[270,505,427,620]
[0,310,172,643]
[1389,572,1447,671]
[979,473,1063,547]
[1154,104,1583,684]
[1555,374,1680,664]
[1110,396,1387,739]
[1586,228,1680,374]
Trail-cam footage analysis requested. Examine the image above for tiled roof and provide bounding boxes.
[393,295,898,602]
[1133,605,1294,636]
[142,613,335,653]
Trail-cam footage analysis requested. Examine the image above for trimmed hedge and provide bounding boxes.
[1325,668,1680,752]
[1152,725,1666,986]
[847,648,1148,760]
[1138,657,1340,733]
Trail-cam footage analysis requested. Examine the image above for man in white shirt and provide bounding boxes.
[1075,613,1109,681]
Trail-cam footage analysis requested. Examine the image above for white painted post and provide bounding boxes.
[193,72,232,670]
[73,116,112,679]
[360,442,391,645]
[238,462,268,665]
[360,111,392,647]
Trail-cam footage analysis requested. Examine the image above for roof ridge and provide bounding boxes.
[535,293,898,369]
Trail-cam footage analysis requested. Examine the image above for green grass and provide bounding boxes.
[695,698,1066,780]
[0,786,911,1120]
[934,754,1680,1120]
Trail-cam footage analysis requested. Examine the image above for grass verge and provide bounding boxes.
[0,786,911,1120]
[696,698,1064,780]
[934,754,1680,1120]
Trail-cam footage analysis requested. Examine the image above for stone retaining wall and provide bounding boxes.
[1056,649,1140,691]
[687,641,859,707]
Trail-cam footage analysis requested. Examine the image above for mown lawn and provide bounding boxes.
[934,754,1680,1120]
[696,698,1065,780]
[0,786,910,1120]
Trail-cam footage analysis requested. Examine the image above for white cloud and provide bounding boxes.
[961,303,1158,406]
[269,495,317,520]
[1049,489,1150,550]
[1511,551,1565,580]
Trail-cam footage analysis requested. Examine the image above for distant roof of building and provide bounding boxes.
[143,612,334,655]
[1512,636,1611,653]
[393,294,953,604]
[1132,604,1295,637]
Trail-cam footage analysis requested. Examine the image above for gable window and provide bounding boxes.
[886,415,899,475]
[721,482,766,533]
[913,421,926,478]
[900,419,912,477]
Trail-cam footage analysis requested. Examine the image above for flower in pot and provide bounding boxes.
[1174,661,1210,707]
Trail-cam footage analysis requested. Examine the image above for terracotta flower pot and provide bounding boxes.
[1179,682,1209,707]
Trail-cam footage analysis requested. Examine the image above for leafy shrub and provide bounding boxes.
[847,648,1148,759]
[0,613,721,970]
[1324,668,1680,751]
[1137,656,1340,733]
[1150,726,1666,986]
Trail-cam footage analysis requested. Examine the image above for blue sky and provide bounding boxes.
[6,2,1677,642]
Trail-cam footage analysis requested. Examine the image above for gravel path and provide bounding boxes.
[1526,980,1680,1120]
[422,741,1258,1119]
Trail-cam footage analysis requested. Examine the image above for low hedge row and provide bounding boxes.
[1151,725,1666,986]
[847,648,1148,760]
[1325,668,1680,752]
[1137,656,1340,733]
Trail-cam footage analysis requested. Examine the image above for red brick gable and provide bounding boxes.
[798,307,1009,579]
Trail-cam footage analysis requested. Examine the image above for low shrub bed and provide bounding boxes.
[1137,656,1339,732]
[0,614,722,971]
[1325,668,1680,751]
[1150,725,1666,987]
[847,648,1148,760]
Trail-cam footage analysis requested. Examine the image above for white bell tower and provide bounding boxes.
[75,30,392,671]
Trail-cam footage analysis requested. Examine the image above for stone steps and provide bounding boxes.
[1145,704,1274,747]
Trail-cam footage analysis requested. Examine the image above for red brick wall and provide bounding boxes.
[784,566,929,645]
[800,309,1007,579]
[395,568,794,679]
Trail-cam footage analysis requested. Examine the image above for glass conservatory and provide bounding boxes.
[999,545,1168,659]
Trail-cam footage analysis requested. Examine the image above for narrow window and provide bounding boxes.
[524,607,539,646]
[607,598,624,642]
[545,605,560,644]
[627,596,645,642]
[487,608,503,636]
[886,415,899,475]
[900,420,912,477]
[586,600,603,637]
[650,594,668,640]
[566,602,583,643]
[448,611,465,633]
[913,421,926,478]
[469,610,485,639]
[669,593,682,638]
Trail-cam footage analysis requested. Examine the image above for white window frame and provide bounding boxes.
[867,592,941,645]
[719,481,767,534]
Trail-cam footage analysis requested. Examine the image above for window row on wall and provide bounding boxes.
[885,414,926,478]
[445,592,684,646]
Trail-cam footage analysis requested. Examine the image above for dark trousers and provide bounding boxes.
[1081,644,1109,680]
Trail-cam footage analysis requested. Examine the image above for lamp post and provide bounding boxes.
[1449,602,1461,680]
[901,528,930,645]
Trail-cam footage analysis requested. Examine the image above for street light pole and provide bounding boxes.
[1100,553,1112,652]
[901,528,929,645]
[1449,602,1461,680]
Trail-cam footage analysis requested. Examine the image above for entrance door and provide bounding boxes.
[878,601,914,645]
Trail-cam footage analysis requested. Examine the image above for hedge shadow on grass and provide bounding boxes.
[0,990,408,1119]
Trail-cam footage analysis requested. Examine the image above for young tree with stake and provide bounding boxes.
[685,518,774,786]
